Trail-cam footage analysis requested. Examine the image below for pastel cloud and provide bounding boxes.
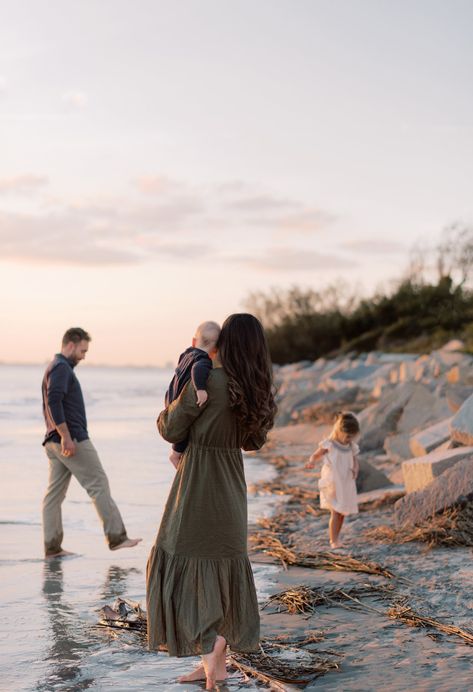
[342,239,406,254]
[0,174,49,195]
[62,90,88,109]
[229,247,356,272]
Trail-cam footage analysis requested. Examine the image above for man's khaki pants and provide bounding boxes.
[43,438,127,556]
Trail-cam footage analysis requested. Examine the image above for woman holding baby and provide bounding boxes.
[146,313,276,690]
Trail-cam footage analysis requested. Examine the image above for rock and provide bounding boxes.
[451,394,473,446]
[356,458,393,493]
[409,417,453,457]
[395,454,473,526]
[445,384,473,413]
[446,364,473,385]
[384,432,412,463]
[293,386,361,424]
[401,446,473,493]
[275,390,325,426]
[441,339,465,352]
[358,383,417,451]
[396,385,451,434]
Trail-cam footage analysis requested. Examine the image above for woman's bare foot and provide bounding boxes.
[203,635,227,689]
[110,537,142,551]
[178,665,206,683]
[45,549,75,559]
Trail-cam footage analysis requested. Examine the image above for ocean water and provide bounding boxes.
[0,364,280,692]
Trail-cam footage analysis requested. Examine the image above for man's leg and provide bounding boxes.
[64,439,130,549]
[43,444,72,556]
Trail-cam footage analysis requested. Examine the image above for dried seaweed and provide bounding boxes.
[387,602,473,645]
[228,637,339,689]
[263,583,393,615]
[250,531,397,578]
[365,503,473,548]
[250,480,320,505]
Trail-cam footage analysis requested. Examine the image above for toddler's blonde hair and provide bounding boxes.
[331,411,360,438]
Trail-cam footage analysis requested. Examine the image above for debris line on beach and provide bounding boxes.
[365,502,473,548]
[250,531,397,578]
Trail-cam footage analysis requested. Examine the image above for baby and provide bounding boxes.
[165,320,220,468]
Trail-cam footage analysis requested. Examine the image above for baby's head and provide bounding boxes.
[331,411,360,444]
[193,321,221,355]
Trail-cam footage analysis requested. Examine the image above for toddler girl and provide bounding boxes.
[306,411,360,549]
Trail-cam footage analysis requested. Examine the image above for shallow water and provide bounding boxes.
[0,364,280,691]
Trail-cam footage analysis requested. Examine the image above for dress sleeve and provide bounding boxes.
[157,381,203,443]
[352,442,360,456]
[319,438,331,450]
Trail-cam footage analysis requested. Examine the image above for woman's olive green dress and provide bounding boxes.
[146,368,266,657]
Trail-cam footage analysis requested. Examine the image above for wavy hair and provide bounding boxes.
[217,313,276,436]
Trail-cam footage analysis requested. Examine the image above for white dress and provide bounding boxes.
[318,438,359,515]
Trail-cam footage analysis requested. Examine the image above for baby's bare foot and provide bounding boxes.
[110,537,142,551]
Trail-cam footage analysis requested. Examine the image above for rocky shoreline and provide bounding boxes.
[243,341,473,689]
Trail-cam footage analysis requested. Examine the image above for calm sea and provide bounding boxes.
[0,364,279,691]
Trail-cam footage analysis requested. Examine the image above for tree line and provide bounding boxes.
[246,225,473,364]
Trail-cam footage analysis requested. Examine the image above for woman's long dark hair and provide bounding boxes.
[217,313,276,436]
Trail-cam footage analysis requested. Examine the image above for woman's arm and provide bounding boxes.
[157,381,204,443]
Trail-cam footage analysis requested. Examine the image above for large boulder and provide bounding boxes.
[451,394,473,446]
[359,383,417,451]
[396,385,450,434]
[356,458,392,493]
[409,417,453,457]
[445,384,473,413]
[395,455,473,526]
[384,432,411,463]
[401,446,473,493]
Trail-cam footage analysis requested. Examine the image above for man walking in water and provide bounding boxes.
[41,327,141,558]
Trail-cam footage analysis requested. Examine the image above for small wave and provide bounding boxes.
[0,519,41,526]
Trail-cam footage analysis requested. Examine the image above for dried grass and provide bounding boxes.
[229,636,339,689]
[250,531,397,578]
[365,503,473,548]
[263,583,392,615]
[387,602,473,645]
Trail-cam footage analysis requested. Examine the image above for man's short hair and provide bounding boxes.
[62,327,92,346]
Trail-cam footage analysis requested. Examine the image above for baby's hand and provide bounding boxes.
[169,450,182,469]
[305,460,315,469]
[196,389,208,407]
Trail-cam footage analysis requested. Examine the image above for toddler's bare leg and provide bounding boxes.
[329,511,345,547]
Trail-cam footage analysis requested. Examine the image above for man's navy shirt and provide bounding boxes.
[42,354,88,445]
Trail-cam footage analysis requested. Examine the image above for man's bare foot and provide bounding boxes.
[45,549,75,559]
[203,635,227,690]
[110,537,142,551]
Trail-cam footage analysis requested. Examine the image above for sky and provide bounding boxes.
[1,0,472,365]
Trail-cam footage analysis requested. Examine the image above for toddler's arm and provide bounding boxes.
[191,358,213,407]
[305,446,328,469]
[352,453,360,479]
